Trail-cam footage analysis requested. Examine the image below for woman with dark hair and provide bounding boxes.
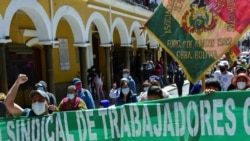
[204,78,222,95]
[115,80,138,106]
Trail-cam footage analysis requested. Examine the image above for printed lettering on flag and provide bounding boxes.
[145,0,250,83]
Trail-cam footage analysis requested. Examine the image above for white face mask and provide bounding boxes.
[237,82,246,90]
[143,87,149,91]
[123,74,128,78]
[32,101,46,115]
[67,93,75,100]
[122,88,130,95]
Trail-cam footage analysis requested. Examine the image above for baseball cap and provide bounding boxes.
[30,90,50,102]
[72,78,81,85]
[218,61,229,67]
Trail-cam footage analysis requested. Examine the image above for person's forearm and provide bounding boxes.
[5,80,21,106]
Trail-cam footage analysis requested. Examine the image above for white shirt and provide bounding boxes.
[213,70,234,91]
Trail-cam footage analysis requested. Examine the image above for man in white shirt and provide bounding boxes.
[213,61,234,91]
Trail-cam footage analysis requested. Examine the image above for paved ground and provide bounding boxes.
[162,80,190,98]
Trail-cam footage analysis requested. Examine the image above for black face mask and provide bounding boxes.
[220,67,226,72]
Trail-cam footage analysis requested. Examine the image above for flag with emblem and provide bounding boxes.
[145,0,250,83]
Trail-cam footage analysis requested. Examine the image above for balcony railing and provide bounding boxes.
[121,0,160,12]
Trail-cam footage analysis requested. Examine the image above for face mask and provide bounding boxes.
[75,85,82,91]
[219,67,226,72]
[32,101,46,115]
[123,74,128,78]
[237,82,246,90]
[122,88,130,95]
[143,87,149,91]
[67,93,75,100]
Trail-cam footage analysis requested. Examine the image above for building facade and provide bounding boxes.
[0,0,163,107]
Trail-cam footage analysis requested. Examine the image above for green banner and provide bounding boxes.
[1,91,250,141]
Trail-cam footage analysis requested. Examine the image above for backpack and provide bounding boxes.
[62,97,81,111]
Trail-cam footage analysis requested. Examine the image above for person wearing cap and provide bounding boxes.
[72,77,95,109]
[122,68,136,93]
[213,60,234,91]
[5,74,51,117]
[35,80,57,107]
[230,73,250,91]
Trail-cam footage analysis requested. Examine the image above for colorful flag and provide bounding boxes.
[145,0,250,83]
[226,45,241,66]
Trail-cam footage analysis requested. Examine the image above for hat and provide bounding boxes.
[100,99,110,108]
[30,90,50,102]
[72,78,81,85]
[242,59,247,63]
[231,73,250,87]
[35,80,48,92]
[122,69,130,73]
[218,61,229,67]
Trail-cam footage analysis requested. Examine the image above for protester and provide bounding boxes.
[230,73,250,91]
[213,61,234,91]
[168,59,176,83]
[115,80,138,106]
[53,85,87,111]
[137,80,151,101]
[35,80,57,106]
[72,77,95,109]
[109,78,129,99]
[5,74,51,117]
[189,73,212,95]
[0,93,7,117]
[204,78,221,95]
[122,68,136,93]
[138,79,169,101]
[173,65,185,97]
[147,85,164,101]
[93,72,105,101]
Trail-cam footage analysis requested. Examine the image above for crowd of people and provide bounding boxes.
[1,55,249,118]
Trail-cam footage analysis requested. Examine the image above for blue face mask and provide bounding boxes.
[67,93,75,100]
[123,74,128,78]
[122,88,130,95]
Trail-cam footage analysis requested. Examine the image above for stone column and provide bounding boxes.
[0,43,8,93]
[44,45,55,94]
[137,46,147,83]
[78,46,88,89]
[151,48,157,62]
[137,46,146,65]
[121,45,132,70]
[100,44,112,94]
